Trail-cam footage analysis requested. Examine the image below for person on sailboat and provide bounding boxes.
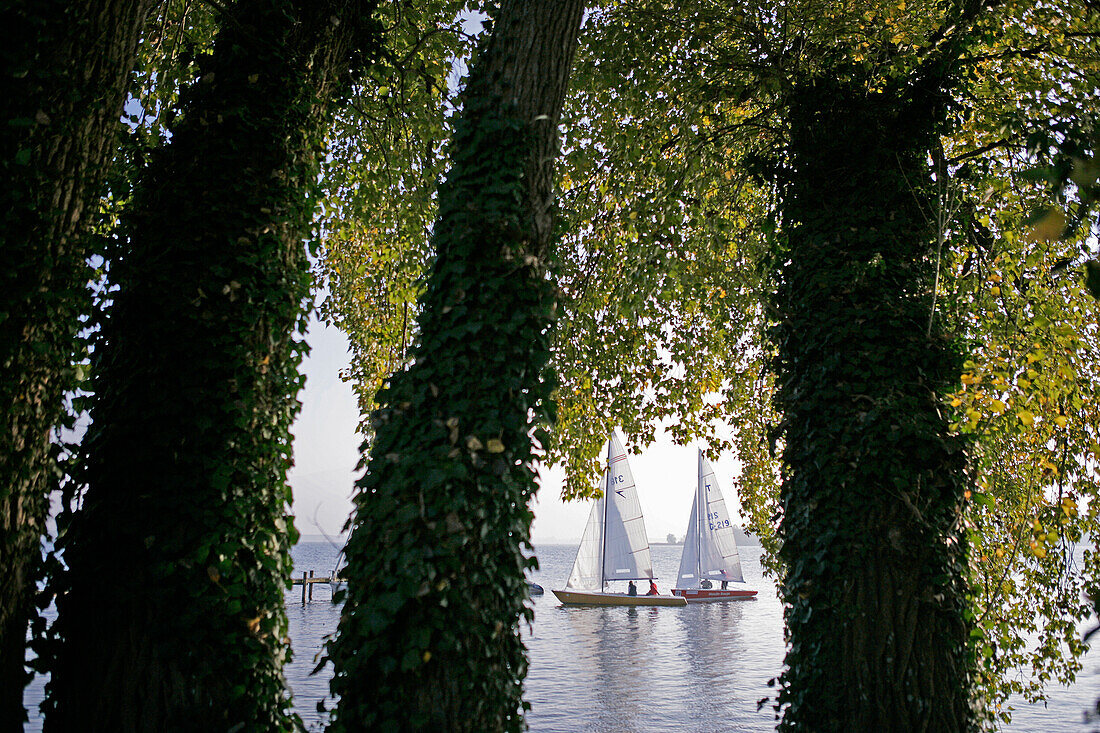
[700,579,713,589]
[627,581,637,596]
[721,580,728,590]
[646,579,658,596]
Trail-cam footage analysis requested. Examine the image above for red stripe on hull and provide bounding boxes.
[672,588,757,602]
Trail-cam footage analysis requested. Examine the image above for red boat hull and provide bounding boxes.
[672,587,757,602]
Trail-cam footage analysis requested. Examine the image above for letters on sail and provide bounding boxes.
[676,451,745,587]
[565,432,654,590]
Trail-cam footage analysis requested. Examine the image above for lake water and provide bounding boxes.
[23,541,1100,731]
[287,541,1099,732]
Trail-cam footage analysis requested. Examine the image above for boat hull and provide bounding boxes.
[552,589,687,606]
[672,588,757,602]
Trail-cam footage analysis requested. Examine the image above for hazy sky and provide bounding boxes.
[288,317,747,546]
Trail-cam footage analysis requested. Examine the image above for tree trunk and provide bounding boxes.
[0,1,153,727]
[43,2,378,730]
[770,78,973,731]
[326,2,584,730]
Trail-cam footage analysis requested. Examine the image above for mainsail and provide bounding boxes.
[565,432,655,589]
[676,450,745,587]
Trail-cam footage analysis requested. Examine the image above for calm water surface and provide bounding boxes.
[24,541,1099,731]
[286,541,1098,732]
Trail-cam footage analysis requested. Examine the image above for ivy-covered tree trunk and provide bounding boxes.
[326,1,584,730]
[0,1,153,726]
[43,2,378,730]
[770,76,973,730]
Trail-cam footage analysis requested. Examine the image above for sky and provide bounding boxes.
[288,317,748,546]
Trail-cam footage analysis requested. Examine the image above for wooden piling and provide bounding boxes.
[292,571,342,604]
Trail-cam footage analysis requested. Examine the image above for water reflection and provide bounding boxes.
[526,545,781,732]
[677,602,749,726]
[578,607,641,731]
[557,604,676,732]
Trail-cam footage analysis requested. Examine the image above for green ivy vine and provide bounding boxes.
[41,1,381,729]
[323,1,587,725]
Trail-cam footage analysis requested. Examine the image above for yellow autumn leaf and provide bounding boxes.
[989,399,1006,415]
[1017,409,1034,426]
[486,439,505,453]
[1061,497,1077,517]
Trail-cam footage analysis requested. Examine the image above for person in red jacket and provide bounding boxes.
[646,579,658,596]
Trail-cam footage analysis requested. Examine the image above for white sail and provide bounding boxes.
[564,432,654,589]
[601,432,655,581]
[565,490,604,590]
[677,450,744,587]
[677,491,703,586]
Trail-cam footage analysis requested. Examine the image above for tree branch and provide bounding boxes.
[946,138,1015,164]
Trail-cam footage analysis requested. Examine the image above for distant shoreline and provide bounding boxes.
[531,539,763,547]
[295,535,763,547]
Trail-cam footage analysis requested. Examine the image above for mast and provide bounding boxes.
[600,437,610,591]
[697,450,704,583]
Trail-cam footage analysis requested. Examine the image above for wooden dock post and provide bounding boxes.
[301,571,307,604]
[308,570,314,602]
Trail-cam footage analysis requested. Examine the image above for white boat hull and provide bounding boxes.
[552,589,687,606]
[672,587,757,602]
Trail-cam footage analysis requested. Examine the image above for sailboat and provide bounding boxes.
[552,433,687,607]
[671,450,757,602]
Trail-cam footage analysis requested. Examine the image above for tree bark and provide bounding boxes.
[326,2,585,730]
[771,78,973,731]
[43,2,378,730]
[0,1,154,727]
